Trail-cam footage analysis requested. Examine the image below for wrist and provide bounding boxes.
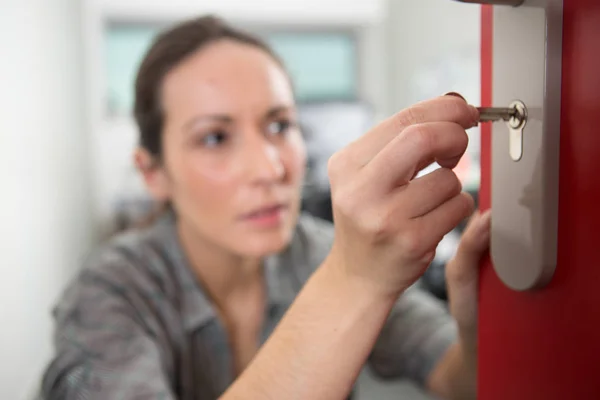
[320,252,401,308]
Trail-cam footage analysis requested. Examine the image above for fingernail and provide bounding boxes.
[470,106,481,126]
[445,93,480,126]
[444,91,466,101]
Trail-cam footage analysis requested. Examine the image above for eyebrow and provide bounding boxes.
[265,105,294,119]
[182,105,294,132]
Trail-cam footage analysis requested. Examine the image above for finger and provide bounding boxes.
[393,168,462,218]
[446,210,491,286]
[363,122,469,192]
[456,209,492,266]
[346,95,479,168]
[413,192,475,252]
[446,209,491,330]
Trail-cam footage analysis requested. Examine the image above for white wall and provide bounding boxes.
[384,0,482,188]
[0,1,94,399]
[386,0,481,110]
[98,0,385,25]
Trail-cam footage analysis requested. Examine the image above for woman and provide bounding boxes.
[40,16,490,400]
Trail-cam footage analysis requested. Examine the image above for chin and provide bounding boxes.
[236,229,293,258]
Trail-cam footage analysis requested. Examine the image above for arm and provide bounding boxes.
[223,258,398,400]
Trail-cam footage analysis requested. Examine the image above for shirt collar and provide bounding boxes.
[152,212,300,333]
[153,213,216,331]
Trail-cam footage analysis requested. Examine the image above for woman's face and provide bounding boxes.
[150,40,306,258]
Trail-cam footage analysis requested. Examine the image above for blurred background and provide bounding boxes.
[0,0,481,398]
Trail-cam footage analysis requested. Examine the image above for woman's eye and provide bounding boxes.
[266,119,294,137]
[200,131,228,148]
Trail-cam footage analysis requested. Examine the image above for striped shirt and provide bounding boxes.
[39,212,457,399]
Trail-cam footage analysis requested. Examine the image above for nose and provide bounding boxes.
[246,135,285,185]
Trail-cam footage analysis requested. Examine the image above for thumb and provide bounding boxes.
[446,209,491,330]
[453,209,492,279]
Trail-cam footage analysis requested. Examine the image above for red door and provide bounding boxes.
[479,1,600,398]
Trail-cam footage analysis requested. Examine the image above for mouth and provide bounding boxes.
[239,203,289,227]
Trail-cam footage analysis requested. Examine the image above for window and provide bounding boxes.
[265,32,357,102]
[104,23,359,116]
[105,24,159,116]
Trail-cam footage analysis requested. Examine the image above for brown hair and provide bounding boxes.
[134,15,286,159]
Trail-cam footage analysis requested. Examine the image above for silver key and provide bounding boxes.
[477,107,518,122]
[477,101,528,161]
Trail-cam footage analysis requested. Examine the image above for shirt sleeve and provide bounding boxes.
[39,261,176,400]
[368,285,458,387]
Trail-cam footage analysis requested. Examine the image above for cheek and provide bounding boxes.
[195,159,242,192]
[171,151,242,203]
[285,134,307,181]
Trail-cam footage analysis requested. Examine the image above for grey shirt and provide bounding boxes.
[39,213,457,399]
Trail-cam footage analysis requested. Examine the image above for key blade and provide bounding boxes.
[477,107,517,122]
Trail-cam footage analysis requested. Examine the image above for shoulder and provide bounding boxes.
[83,222,174,286]
[54,217,184,321]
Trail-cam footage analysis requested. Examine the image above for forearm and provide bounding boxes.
[427,333,477,400]
[221,260,397,400]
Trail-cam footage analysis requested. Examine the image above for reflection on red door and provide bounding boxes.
[478,1,600,399]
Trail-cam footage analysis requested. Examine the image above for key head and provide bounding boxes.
[508,100,527,130]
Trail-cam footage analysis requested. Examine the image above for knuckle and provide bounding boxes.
[445,120,469,141]
[327,150,349,182]
[457,125,469,146]
[438,168,462,194]
[405,124,435,155]
[397,225,426,259]
[394,104,427,129]
[425,168,461,198]
[331,185,356,215]
[455,193,475,219]
[444,95,468,115]
[361,207,395,243]
[332,188,397,244]
[341,202,398,245]
[460,192,475,213]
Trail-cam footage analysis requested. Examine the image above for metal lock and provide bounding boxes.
[450,0,564,291]
[478,100,528,161]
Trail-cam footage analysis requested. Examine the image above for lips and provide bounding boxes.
[238,203,289,228]
[240,204,287,219]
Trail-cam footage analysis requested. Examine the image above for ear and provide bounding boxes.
[134,148,170,202]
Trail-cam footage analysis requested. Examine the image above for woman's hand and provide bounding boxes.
[427,210,491,400]
[446,209,492,347]
[224,95,483,400]
[325,95,480,299]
